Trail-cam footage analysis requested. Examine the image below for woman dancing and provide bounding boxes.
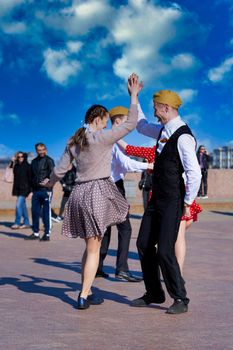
[42,74,143,309]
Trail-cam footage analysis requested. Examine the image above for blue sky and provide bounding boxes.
[0,0,233,160]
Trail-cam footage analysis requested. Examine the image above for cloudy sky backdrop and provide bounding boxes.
[0,0,232,159]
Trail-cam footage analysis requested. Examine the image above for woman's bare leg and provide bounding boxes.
[80,236,102,299]
[175,221,186,275]
[175,219,193,275]
[81,249,87,284]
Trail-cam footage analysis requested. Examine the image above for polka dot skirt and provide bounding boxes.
[181,200,202,222]
[61,178,129,239]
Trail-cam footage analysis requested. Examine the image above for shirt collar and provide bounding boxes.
[164,115,182,132]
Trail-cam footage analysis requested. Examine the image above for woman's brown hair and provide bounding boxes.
[68,105,108,149]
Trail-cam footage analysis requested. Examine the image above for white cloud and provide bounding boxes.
[171,53,197,70]
[208,56,233,83]
[39,0,113,36]
[1,21,27,34]
[178,89,198,103]
[0,0,25,17]
[42,41,83,86]
[110,1,200,83]
[0,0,28,35]
[0,101,21,124]
[183,113,201,125]
[66,41,83,53]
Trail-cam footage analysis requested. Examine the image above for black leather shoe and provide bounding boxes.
[77,293,90,310]
[87,294,104,305]
[24,233,39,240]
[166,299,188,314]
[95,270,109,278]
[39,234,50,242]
[131,292,166,307]
[115,271,142,282]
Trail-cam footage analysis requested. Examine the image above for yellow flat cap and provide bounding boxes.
[109,106,128,117]
[153,90,182,109]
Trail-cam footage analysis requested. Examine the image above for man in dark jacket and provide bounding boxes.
[11,152,31,229]
[25,143,55,241]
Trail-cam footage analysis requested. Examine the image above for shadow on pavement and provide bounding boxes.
[129,214,143,220]
[0,221,13,228]
[0,231,28,239]
[32,257,142,282]
[211,210,233,216]
[32,258,82,274]
[107,248,140,261]
[0,275,78,308]
[0,274,131,307]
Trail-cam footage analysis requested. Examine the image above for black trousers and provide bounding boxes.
[137,196,189,304]
[98,179,132,273]
[142,189,150,211]
[198,169,208,196]
[58,192,71,217]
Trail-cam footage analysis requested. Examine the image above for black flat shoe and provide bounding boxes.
[87,294,104,305]
[131,292,165,307]
[115,271,142,282]
[95,270,109,278]
[39,234,50,242]
[77,293,90,310]
[166,299,188,314]
[24,233,39,240]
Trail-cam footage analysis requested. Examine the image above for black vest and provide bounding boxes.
[152,125,194,200]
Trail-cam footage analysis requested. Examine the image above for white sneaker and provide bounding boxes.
[202,195,208,199]
[51,217,60,223]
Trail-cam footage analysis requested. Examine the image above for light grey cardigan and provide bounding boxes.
[49,104,138,185]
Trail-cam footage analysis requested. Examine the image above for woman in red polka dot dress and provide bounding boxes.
[117,140,202,275]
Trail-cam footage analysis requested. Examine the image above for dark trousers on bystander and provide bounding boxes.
[32,189,52,236]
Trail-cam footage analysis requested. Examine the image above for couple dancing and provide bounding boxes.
[43,73,201,314]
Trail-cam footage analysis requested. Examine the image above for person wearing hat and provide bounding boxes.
[131,90,201,314]
[96,106,153,282]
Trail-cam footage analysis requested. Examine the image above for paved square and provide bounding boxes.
[0,210,232,350]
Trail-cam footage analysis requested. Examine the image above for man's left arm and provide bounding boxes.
[178,134,202,206]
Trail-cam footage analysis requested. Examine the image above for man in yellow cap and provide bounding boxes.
[96,106,153,282]
[131,89,201,314]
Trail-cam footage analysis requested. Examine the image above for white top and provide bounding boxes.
[137,104,201,204]
[111,144,148,183]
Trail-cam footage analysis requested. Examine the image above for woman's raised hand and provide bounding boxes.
[128,73,143,97]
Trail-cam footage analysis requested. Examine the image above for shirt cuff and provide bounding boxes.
[184,197,193,206]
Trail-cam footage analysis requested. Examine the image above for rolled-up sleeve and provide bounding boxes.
[178,134,202,204]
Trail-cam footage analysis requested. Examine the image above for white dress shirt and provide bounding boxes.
[137,104,201,204]
[111,144,148,183]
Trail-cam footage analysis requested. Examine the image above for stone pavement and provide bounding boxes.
[0,210,232,350]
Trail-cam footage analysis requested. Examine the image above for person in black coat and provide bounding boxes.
[197,145,209,198]
[11,152,31,229]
